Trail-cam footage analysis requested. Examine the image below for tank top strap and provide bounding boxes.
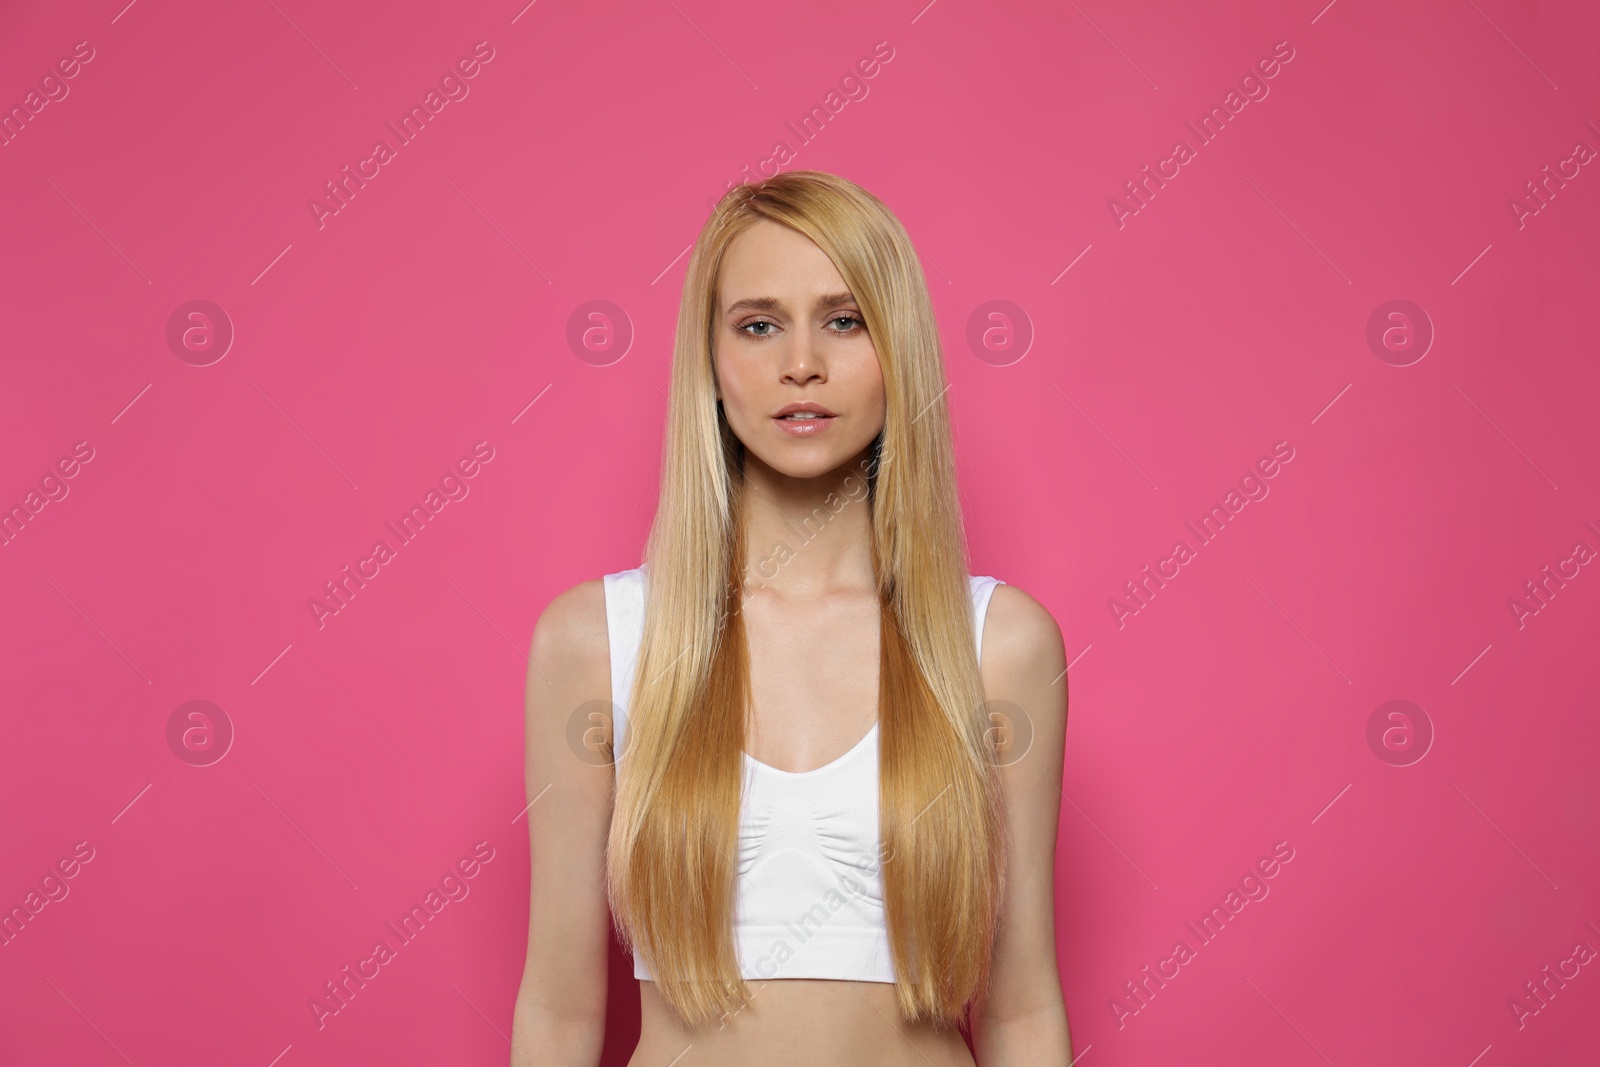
[601,566,648,761]
[969,574,1005,666]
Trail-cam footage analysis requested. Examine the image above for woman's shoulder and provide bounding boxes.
[980,578,1065,671]
[528,575,613,674]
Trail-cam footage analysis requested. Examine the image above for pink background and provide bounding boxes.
[2,0,1597,1064]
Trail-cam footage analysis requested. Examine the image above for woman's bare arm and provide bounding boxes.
[510,579,617,1065]
[971,583,1074,1065]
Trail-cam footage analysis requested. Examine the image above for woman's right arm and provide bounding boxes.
[510,580,617,1065]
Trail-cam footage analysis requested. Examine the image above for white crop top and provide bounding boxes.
[601,565,1005,984]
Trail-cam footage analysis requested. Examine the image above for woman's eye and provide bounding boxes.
[737,315,862,339]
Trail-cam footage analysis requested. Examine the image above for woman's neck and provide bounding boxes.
[738,449,877,598]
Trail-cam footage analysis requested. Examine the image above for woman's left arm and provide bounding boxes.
[971,583,1074,1066]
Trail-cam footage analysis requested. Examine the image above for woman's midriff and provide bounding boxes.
[628,979,976,1067]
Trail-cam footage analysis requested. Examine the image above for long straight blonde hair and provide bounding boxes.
[605,171,1006,1028]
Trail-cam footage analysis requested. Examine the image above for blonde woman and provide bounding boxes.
[512,172,1072,1065]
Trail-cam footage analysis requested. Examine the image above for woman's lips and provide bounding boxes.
[772,414,836,436]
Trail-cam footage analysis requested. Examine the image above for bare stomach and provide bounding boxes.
[628,979,976,1067]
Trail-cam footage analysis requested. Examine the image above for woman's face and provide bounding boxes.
[712,219,886,481]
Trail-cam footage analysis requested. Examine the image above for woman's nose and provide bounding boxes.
[779,333,824,383]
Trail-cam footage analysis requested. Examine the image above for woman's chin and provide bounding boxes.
[750,447,864,483]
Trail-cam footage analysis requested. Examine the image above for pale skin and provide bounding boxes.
[511,219,1072,1065]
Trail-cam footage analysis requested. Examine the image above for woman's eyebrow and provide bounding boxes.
[724,292,857,316]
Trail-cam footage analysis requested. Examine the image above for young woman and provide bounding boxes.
[512,172,1072,1065]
